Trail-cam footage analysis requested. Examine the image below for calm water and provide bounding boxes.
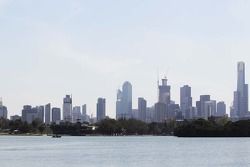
[0,136,249,167]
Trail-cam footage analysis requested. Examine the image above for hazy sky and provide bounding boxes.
[1,0,250,118]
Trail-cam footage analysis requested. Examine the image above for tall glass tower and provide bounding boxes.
[116,81,132,119]
[233,62,249,118]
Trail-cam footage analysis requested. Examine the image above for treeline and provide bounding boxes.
[50,119,177,136]
[174,118,250,137]
[0,118,46,134]
[95,119,175,136]
[50,122,93,136]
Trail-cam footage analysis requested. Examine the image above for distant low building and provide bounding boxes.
[10,115,21,121]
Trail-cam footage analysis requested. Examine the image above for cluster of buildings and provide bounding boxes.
[115,79,227,123]
[114,61,249,123]
[0,62,249,124]
[7,95,92,125]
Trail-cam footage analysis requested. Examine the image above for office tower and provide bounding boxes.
[116,81,132,119]
[154,102,167,123]
[154,77,171,121]
[52,107,61,123]
[233,62,249,118]
[168,103,180,120]
[180,85,192,119]
[97,98,106,122]
[132,109,139,120]
[158,77,171,104]
[146,106,155,123]
[196,95,210,119]
[21,106,41,124]
[45,103,51,124]
[38,106,44,123]
[204,100,216,119]
[72,106,81,123]
[81,104,88,122]
[138,98,147,122]
[0,100,7,119]
[217,101,226,117]
[63,95,72,122]
[116,89,123,119]
[82,104,87,116]
[196,101,201,118]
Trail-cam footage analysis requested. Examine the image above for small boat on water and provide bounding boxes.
[52,134,62,138]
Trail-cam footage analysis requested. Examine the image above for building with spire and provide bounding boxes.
[154,77,171,122]
[233,62,249,118]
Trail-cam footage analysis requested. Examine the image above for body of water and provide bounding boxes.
[0,136,249,167]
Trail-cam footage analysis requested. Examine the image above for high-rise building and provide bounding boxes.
[0,100,7,119]
[180,85,192,119]
[63,95,72,122]
[154,77,171,121]
[217,101,226,117]
[81,104,88,122]
[21,105,41,124]
[45,103,51,124]
[233,62,249,118]
[154,102,167,123]
[158,77,171,105]
[82,104,87,116]
[138,98,147,122]
[38,106,44,123]
[168,103,180,120]
[116,81,132,119]
[72,106,81,123]
[97,98,106,122]
[52,107,61,123]
[204,100,216,119]
[196,95,210,119]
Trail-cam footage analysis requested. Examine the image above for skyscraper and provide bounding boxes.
[196,95,210,119]
[45,103,51,124]
[72,106,81,123]
[97,98,106,122]
[116,81,132,119]
[38,106,44,123]
[204,100,216,119]
[233,62,249,118]
[0,100,7,119]
[63,95,72,122]
[217,101,226,117]
[21,105,41,124]
[154,77,171,121]
[158,77,171,104]
[154,102,167,123]
[180,85,192,119]
[52,107,61,123]
[138,98,147,122]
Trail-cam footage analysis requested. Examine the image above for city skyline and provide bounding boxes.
[1,61,249,121]
[2,1,250,118]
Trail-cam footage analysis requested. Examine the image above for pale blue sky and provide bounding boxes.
[1,0,250,117]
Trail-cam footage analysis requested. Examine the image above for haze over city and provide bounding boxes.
[1,0,250,118]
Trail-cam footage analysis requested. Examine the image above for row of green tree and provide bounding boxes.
[95,119,175,136]
[174,118,250,137]
[49,119,177,136]
[0,118,46,134]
